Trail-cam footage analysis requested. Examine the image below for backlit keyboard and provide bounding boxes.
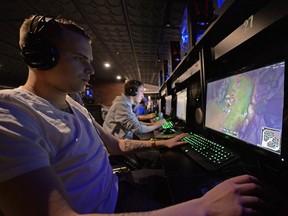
[181,132,238,170]
[162,121,174,129]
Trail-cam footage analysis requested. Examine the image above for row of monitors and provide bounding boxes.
[162,89,187,122]
[159,60,286,165]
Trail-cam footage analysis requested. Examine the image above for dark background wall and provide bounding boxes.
[90,79,124,107]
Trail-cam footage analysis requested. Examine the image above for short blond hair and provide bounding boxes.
[19,15,91,50]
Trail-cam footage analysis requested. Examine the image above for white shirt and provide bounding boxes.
[0,87,118,213]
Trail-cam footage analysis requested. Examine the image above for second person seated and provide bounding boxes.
[103,80,165,140]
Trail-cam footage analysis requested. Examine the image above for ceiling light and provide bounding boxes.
[116,75,121,80]
[104,63,111,68]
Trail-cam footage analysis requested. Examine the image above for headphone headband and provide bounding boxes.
[30,15,57,34]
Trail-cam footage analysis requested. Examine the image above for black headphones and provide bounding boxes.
[125,80,140,96]
[21,15,59,70]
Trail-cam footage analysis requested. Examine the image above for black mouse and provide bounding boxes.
[163,128,176,134]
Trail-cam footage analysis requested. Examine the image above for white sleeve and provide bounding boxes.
[0,101,50,182]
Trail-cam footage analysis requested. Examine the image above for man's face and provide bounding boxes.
[133,85,144,104]
[41,29,94,93]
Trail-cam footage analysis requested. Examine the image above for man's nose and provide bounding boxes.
[85,64,95,75]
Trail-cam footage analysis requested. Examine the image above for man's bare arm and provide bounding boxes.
[137,113,155,121]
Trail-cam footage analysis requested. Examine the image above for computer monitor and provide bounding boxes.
[180,7,192,59]
[176,88,187,122]
[205,61,286,162]
[165,95,172,116]
[157,98,161,114]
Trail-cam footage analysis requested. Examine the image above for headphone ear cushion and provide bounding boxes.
[21,34,59,70]
[129,86,137,96]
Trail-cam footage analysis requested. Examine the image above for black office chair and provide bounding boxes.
[85,104,104,126]
[111,122,158,171]
[86,104,146,172]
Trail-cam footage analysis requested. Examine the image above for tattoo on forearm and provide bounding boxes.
[124,140,146,151]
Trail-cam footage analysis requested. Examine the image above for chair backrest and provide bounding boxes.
[86,104,104,126]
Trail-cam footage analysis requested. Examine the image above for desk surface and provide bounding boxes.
[138,128,288,215]
[160,148,224,203]
[140,126,288,216]
[159,147,288,215]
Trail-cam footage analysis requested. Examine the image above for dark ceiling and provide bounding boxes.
[0,0,189,90]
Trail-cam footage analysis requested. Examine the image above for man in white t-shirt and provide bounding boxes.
[0,14,265,216]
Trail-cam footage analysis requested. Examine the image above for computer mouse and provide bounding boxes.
[163,128,176,134]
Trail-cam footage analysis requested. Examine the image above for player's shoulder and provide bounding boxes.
[0,88,18,98]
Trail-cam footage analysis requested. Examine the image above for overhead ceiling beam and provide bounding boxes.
[121,0,142,81]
